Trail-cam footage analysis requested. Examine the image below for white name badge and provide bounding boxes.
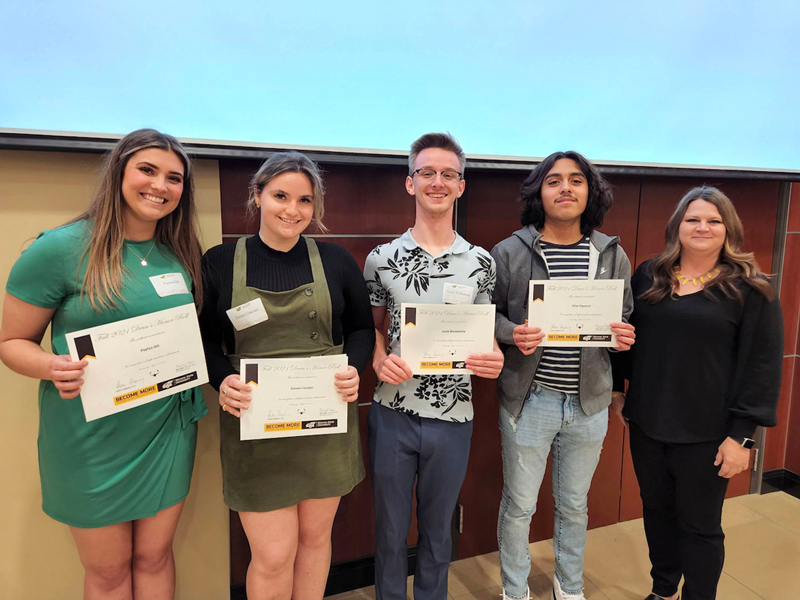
[149,273,190,297]
[226,298,269,331]
[442,283,476,305]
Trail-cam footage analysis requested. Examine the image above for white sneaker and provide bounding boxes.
[502,586,530,600]
[553,575,586,600]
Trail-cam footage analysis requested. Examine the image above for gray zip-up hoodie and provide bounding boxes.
[491,225,633,417]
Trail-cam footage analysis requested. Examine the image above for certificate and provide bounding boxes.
[527,279,624,347]
[239,355,348,440]
[400,303,495,375]
[65,304,209,422]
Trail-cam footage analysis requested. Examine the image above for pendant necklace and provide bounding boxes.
[125,241,157,266]
[674,266,720,286]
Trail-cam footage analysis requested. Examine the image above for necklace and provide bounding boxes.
[674,266,720,286]
[125,241,157,266]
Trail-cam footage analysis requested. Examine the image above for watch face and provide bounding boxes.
[742,437,756,449]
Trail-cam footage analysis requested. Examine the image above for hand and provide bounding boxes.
[610,392,626,427]
[374,353,413,385]
[611,322,636,351]
[49,354,88,399]
[466,346,504,379]
[335,365,360,402]
[512,321,544,355]
[219,374,252,418]
[714,437,751,478]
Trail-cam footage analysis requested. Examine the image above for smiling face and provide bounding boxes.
[679,198,726,258]
[121,148,184,239]
[539,158,589,226]
[405,147,465,218]
[256,171,314,251]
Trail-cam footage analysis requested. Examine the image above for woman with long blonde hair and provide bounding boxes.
[613,186,782,600]
[0,129,207,600]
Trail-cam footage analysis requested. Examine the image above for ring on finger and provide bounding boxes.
[222,388,228,395]
[222,403,228,412]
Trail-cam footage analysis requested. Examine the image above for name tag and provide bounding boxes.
[149,273,190,297]
[226,298,269,331]
[441,283,475,305]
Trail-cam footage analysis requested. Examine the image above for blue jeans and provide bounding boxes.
[497,384,608,598]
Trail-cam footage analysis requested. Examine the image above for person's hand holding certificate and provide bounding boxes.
[65,304,209,421]
[400,303,495,374]
[528,280,624,347]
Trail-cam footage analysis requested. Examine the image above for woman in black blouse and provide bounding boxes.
[199,151,374,599]
[613,186,782,600]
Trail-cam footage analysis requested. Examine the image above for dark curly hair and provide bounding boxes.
[520,150,613,235]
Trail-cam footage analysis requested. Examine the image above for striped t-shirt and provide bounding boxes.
[533,237,590,394]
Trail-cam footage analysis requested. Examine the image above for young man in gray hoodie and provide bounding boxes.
[491,151,635,600]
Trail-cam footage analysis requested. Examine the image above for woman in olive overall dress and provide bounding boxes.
[200,151,374,599]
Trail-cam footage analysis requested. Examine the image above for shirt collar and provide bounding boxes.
[399,228,471,257]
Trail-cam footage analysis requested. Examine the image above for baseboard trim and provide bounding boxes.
[761,468,800,499]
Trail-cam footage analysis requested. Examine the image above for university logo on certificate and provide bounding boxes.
[65,304,209,421]
[528,280,624,347]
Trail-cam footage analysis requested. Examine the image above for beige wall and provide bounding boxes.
[0,150,228,600]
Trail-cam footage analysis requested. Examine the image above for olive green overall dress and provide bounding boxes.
[220,236,365,512]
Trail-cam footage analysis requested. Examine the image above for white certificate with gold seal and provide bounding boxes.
[65,303,209,422]
[239,354,349,440]
[527,279,624,347]
[400,303,495,375]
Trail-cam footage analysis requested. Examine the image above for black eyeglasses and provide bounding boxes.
[411,168,463,182]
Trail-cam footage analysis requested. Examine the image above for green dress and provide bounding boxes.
[219,237,365,512]
[6,221,207,528]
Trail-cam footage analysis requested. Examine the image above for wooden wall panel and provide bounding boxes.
[618,429,641,521]
[330,405,374,563]
[462,170,525,252]
[322,165,416,235]
[781,235,800,357]
[218,159,259,236]
[763,356,795,473]
[787,182,800,232]
[601,178,641,263]
[458,378,504,557]
[786,359,800,475]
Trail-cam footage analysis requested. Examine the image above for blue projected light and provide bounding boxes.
[1,1,798,170]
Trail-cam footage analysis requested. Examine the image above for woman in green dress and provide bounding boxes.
[200,151,374,599]
[0,129,207,600]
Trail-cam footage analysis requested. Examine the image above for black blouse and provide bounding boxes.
[614,259,783,443]
[199,235,375,389]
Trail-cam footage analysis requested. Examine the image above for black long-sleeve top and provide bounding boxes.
[199,235,375,390]
[613,259,783,443]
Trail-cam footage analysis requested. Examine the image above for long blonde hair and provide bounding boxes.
[640,185,774,304]
[69,129,203,310]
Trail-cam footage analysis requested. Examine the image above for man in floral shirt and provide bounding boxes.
[364,132,504,600]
